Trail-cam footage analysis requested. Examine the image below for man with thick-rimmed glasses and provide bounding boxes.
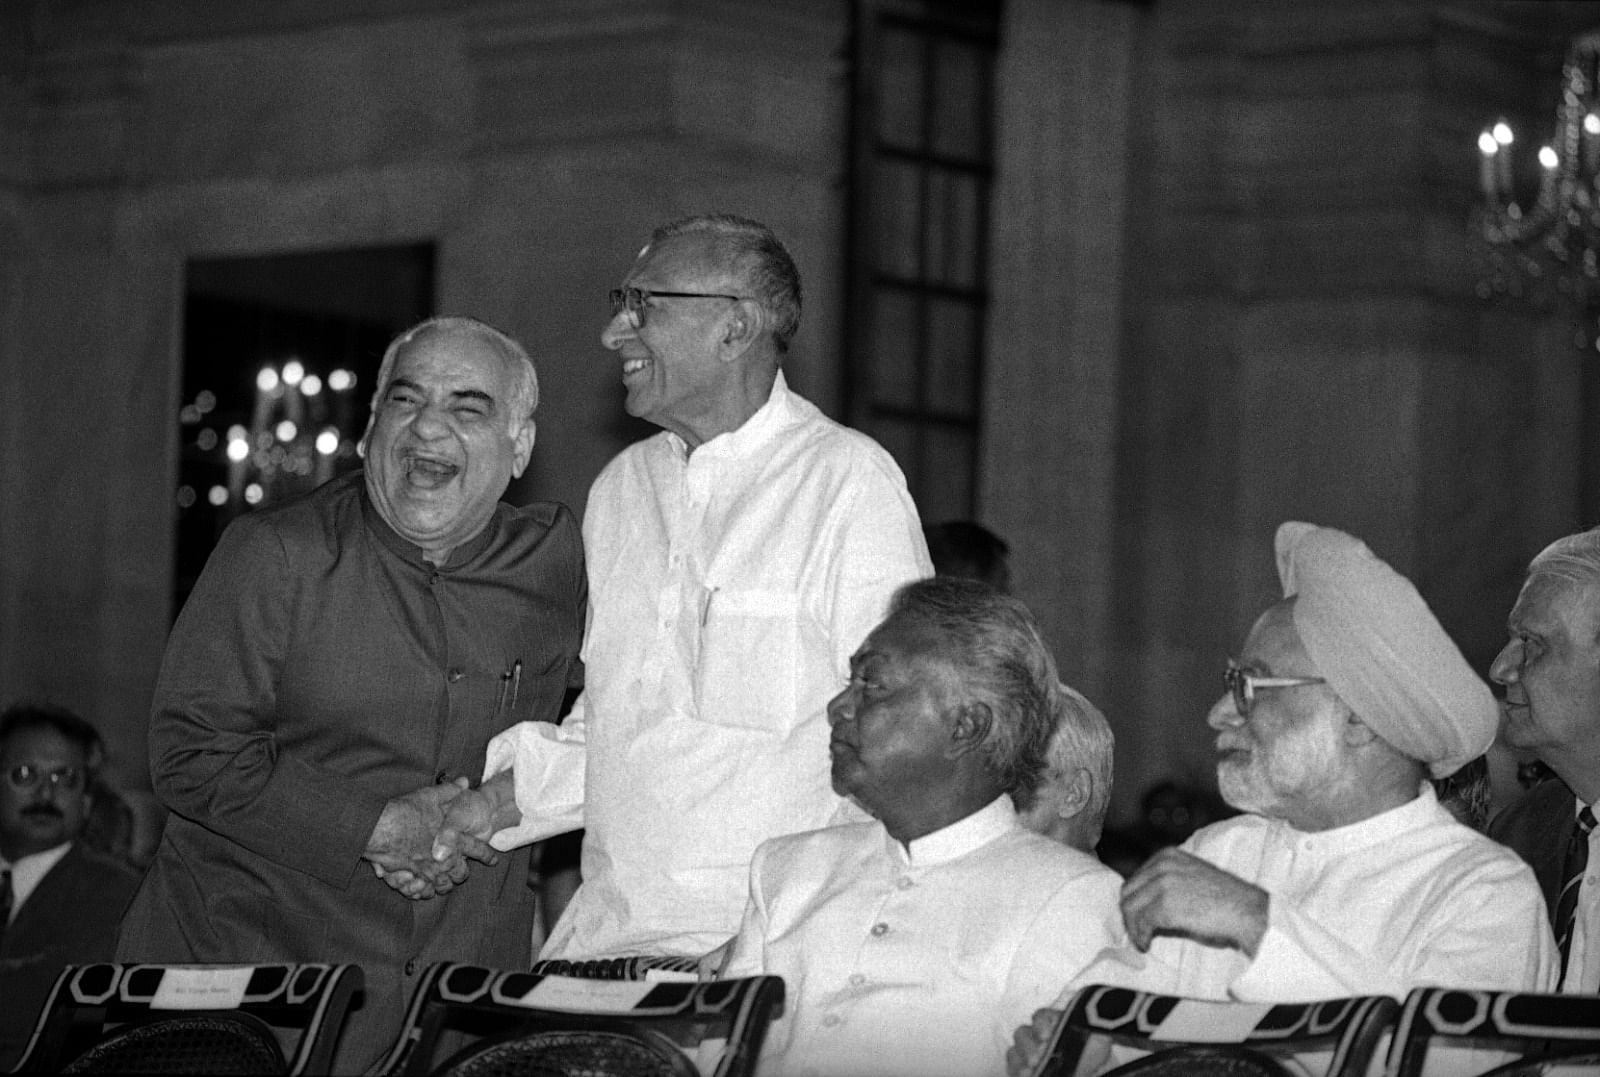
[1008,521,1556,1076]
[447,214,931,961]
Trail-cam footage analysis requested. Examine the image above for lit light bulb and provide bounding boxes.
[1478,131,1499,156]
[176,486,196,509]
[316,429,340,455]
[282,360,305,386]
[227,437,250,462]
[328,369,354,392]
[301,374,323,397]
[197,428,218,452]
[1586,113,1600,136]
[245,483,264,505]
[1540,145,1559,170]
[276,420,298,443]
[1493,122,1514,146]
[196,390,217,413]
[208,485,229,507]
[257,367,280,392]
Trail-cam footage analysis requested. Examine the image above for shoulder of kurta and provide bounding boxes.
[755,821,880,884]
[995,830,1125,891]
[1180,812,1269,861]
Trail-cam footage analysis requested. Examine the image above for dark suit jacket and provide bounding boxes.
[1488,777,1578,920]
[0,842,143,1069]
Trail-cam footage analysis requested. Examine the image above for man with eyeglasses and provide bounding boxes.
[1488,526,1600,995]
[1008,522,1555,1076]
[0,704,141,1069]
[444,213,931,961]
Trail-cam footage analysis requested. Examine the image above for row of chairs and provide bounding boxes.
[10,960,1600,1075]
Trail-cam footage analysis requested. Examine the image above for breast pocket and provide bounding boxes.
[694,588,800,733]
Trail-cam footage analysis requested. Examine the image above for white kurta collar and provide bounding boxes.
[889,796,1018,868]
[1271,783,1445,860]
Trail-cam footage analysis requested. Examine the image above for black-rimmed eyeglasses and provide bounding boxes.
[5,763,85,792]
[608,287,743,329]
[1224,659,1326,717]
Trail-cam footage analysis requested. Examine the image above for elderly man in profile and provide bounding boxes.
[442,214,930,961]
[1008,522,1556,1076]
[116,317,585,1072]
[1014,683,1114,855]
[1489,526,1600,993]
[717,577,1124,1077]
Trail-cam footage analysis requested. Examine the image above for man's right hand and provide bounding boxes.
[364,779,499,900]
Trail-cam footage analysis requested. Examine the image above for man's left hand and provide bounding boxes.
[364,778,475,899]
[1119,847,1268,956]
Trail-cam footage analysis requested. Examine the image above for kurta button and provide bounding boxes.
[897,877,913,890]
[848,973,865,986]
[404,959,419,976]
[870,922,888,937]
[822,1014,842,1028]
[446,668,463,683]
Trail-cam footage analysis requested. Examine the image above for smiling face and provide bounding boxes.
[599,233,744,448]
[0,724,92,860]
[1208,600,1349,824]
[826,616,965,820]
[1491,572,1600,776]
[360,326,534,563]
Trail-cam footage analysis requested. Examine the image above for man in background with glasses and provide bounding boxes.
[447,213,931,961]
[1009,522,1554,1075]
[0,703,141,1069]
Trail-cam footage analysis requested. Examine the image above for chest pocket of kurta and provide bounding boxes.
[694,588,799,733]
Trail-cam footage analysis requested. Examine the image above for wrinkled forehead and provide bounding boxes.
[1517,570,1600,639]
[0,725,87,766]
[390,327,517,390]
[1240,597,1319,675]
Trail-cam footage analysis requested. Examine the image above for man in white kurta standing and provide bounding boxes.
[1007,521,1558,1075]
[446,213,931,959]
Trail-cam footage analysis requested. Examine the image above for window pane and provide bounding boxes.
[924,297,980,418]
[874,161,924,281]
[930,40,991,160]
[923,169,984,289]
[918,426,975,524]
[871,289,921,411]
[877,28,925,150]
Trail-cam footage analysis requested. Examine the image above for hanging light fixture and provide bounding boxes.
[1476,30,1600,346]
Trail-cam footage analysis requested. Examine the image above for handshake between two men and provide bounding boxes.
[362,774,520,900]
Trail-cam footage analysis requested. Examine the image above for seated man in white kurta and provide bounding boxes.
[720,577,1125,1077]
[1008,521,1557,1076]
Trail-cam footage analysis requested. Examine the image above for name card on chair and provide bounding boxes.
[519,975,657,1012]
[150,967,253,1010]
[1151,1000,1271,1043]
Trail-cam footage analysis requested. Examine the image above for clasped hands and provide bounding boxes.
[362,777,503,901]
[1005,849,1269,1076]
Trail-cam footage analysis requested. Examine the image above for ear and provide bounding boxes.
[1342,708,1379,747]
[357,414,375,459]
[718,299,765,362]
[509,419,536,479]
[1057,767,1092,820]
[947,700,993,760]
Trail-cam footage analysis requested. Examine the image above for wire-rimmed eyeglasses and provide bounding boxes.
[1224,659,1326,717]
[5,763,85,792]
[608,287,743,329]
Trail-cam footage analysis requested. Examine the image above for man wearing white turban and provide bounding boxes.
[1008,523,1555,1075]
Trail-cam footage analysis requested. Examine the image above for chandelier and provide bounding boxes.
[1475,30,1600,343]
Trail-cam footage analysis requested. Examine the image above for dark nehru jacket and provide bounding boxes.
[1,843,142,1069]
[116,470,584,1073]
[1490,778,1580,919]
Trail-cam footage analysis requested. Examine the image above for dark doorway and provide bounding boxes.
[175,245,435,615]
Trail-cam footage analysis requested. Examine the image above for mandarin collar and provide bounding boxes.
[359,472,502,570]
[666,370,793,464]
[885,795,1020,868]
[1269,782,1445,859]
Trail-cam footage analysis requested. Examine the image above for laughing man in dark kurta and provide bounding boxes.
[116,316,585,1073]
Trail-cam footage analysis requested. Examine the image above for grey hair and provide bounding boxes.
[372,316,539,428]
[1013,684,1114,827]
[886,576,1058,797]
[651,213,803,355]
[1529,526,1600,589]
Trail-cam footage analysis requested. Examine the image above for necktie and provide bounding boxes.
[1556,805,1597,981]
[0,866,12,944]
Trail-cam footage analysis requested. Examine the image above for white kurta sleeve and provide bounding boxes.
[1231,858,1558,1001]
[481,695,589,851]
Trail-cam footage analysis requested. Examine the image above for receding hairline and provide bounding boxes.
[375,316,539,423]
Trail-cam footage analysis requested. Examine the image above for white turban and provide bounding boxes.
[1274,522,1496,778]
